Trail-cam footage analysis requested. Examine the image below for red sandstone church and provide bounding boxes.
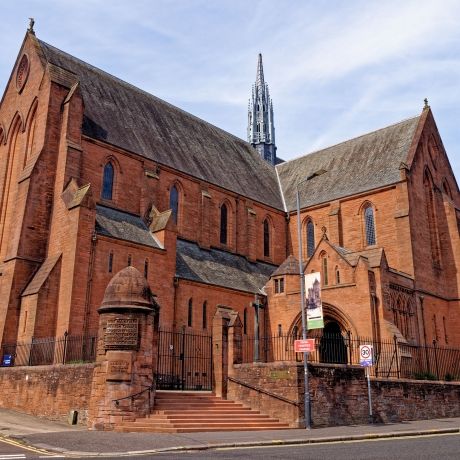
[1,28,459,370]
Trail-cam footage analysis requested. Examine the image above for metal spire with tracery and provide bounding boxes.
[247,54,277,165]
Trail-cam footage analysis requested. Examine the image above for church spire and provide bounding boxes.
[256,53,264,86]
[248,54,277,165]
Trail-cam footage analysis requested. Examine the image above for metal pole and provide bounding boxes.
[296,185,312,430]
[366,366,373,423]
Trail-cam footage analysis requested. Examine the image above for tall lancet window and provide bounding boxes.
[170,185,179,224]
[364,204,376,246]
[263,219,270,257]
[102,162,114,200]
[306,219,315,257]
[220,203,228,245]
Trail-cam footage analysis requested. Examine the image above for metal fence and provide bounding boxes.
[0,332,98,367]
[238,333,460,381]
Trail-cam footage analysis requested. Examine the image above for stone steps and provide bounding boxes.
[115,391,290,433]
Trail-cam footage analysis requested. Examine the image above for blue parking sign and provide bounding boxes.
[2,354,12,366]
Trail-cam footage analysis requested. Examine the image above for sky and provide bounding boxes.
[1,0,459,182]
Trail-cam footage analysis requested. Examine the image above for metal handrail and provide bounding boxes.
[227,376,299,406]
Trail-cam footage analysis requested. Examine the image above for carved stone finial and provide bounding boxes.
[424,98,429,109]
[28,18,35,34]
[321,226,328,240]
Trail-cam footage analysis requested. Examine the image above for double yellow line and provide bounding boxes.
[0,436,56,456]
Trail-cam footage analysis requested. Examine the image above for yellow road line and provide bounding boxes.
[0,437,55,456]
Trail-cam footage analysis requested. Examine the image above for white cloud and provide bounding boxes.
[0,0,459,179]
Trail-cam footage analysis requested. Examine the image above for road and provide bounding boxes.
[0,433,459,459]
[150,433,460,460]
[0,438,62,459]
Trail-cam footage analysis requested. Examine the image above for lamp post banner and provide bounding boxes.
[305,272,324,330]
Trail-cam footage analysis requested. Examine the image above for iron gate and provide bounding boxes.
[156,329,213,391]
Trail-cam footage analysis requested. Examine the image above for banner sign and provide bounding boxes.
[305,272,324,330]
[294,339,315,353]
[359,344,374,367]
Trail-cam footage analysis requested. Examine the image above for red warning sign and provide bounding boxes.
[294,339,315,353]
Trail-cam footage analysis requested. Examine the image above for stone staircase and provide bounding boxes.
[116,391,291,432]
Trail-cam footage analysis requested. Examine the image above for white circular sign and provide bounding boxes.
[360,345,371,359]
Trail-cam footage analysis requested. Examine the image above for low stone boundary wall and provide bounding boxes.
[228,362,460,427]
[0,364,95,424]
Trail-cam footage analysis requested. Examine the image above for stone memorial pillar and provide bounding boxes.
[88,267,159,430]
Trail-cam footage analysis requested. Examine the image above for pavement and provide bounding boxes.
[0,408,459,457]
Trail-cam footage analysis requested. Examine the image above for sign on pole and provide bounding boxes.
[305,272,324,330]
[359,344,374,367]
[359,344,374,423]
[294,339,315,353]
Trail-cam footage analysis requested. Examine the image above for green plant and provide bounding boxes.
[412,371,437,381]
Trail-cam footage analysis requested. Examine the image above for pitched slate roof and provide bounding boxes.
[176,239,276,294]
[37,40,284,210]
[271,255,303,277]
[276,117,420,211]
[95,205,161,249]
[341,247,383,268]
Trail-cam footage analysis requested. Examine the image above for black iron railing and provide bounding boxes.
[156,328,213,391]
[238,333,460,381]
[0,332,98,367]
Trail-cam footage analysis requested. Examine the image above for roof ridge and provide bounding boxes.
[37,39,268,156]
[277,114,420,168]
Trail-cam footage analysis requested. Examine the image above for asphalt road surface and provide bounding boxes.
[149,433,460,460]
[0,437,63,459]
[0,433,459,459]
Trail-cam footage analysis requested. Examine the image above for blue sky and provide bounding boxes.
[1,0,459,182]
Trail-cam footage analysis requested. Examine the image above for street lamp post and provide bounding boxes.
[296,179,312,430]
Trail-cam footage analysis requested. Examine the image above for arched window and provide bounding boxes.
[102,162,114,200]
[127,254,132,267]
[442,180,452,199]
[187,298,193,327]
[364,204,376,246]
[170,185,179,224]
[24,103,37,166]
[306,219,315,257]
[424,170,441,266]
[335,266,340,285]
[220,203,228,245]
[243,308,247,335]
[144,259,149,278]
[263,218,270,257]
[202,301,207,330]
[108,251,114,273]
[321,253,328,286]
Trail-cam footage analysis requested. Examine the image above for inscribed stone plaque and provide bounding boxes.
[104,318,139,350]
[106,351,132,382]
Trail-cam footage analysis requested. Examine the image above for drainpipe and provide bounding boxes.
[82,231,97,337]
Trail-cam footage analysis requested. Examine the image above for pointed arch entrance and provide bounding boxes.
[287,303,356,365]
[319,321,347,364]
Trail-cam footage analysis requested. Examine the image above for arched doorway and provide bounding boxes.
[319,321,348,364]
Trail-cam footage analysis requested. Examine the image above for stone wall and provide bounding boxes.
[0,364,95,424]
[228,362,460,427]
